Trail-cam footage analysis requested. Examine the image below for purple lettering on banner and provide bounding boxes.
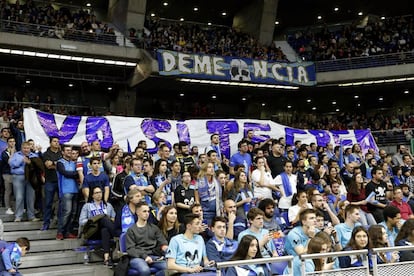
[176,122,191,145]
[243,123,271,144]
[141,119,172,154]
[85,117,114,149]
[206,120,239,159]
[36,111,81,143]
[308,130,331,147]
[354,130,378,153]
[284,128,307,146]
[330,130,353,147]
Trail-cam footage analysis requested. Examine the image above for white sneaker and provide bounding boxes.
[5,208,14,215]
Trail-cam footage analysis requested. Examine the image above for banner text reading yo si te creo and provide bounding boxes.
[23,108,378,157]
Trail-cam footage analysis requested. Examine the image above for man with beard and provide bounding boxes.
[366,166,390,223]
[392,144,413,167]
[137,140,151,160]
[176,141,196,173]
[257,198,285,232]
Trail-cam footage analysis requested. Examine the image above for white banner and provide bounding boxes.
[23,108,378,157]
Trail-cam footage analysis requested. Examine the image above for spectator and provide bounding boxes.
[206,216,238,263]
[125,202,168,276]
[225,235,270,276]
[166,213,215,275]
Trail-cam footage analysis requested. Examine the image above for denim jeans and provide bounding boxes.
[129,257,166,276]
[2,174,13,209]
[58,193,78,235]
[12,174,35,220]
[43,181,59,226]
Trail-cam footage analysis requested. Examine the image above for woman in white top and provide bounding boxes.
[274,160,297,210]
[288,190,313,225]
[251,156,279,200]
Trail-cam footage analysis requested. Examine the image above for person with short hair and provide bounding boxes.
[285,209,318,256]
[379,205,402,247]
[166,213,215,275]
[126,202,168,276]
[334,205,362,248]
[82,156,110,202]
[238,208,277,258]
[0,237,30,276]
[206,216,238,263]
[390,186,414,220]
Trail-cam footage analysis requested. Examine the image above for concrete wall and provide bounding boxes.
[108,0,146,32]
[0,32,142,60]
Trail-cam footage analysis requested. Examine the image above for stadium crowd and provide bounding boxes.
[288,14,414,61]
[136,17,288,62]
[0,105,414,274]
[0,0,116,45]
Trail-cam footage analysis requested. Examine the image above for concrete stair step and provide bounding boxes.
[4,229,58,241]
[21,250,104,268]
[27,239,83,253]
[19,264,113,276]
[3,221,57,231]
[0,214,18,222]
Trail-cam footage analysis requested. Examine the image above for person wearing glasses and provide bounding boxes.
[79,186,116,266]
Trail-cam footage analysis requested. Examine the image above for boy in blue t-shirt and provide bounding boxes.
[166,213,215,275]
[0,237,30,276]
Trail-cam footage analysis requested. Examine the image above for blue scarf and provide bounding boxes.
[280,172,292,197]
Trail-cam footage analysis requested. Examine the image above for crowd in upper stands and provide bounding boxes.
[288,14,414,61]
[136,17,289,62]
[0,0,116,44]
[1,102,414,273]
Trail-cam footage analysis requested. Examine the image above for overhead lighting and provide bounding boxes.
[35,52,47,57]
[151,13,155,17]
[335,109,340,112]
[339,77,414,87]
[358,12,363,16]
[312,107,317,110]
[378,97,383,101]
[68,83,74,87]
[178,78,299,89]
[193,7,198,11]
[221,12,227,16]
[86,3,91,7]
[357,103,361,107]
[261,103,266,106]
[334,7,339,12]
[10,50,23,55]
[354,95,359,99]
[381,16,386,20]
[0,47,136,66]
[241,97,246,101]
[287,105,292,109]
[25,80,31,84]
[307,99,311,103]
[207,22,212,26]
[404,90,410,94]
[212,95,217,99]
[317,15,322,20]
[275,21,279,25]
[179,93,185,97]
[180,18,184,21]
[332,101,336,105]
[107,87,113,91]
[163,2,168,6]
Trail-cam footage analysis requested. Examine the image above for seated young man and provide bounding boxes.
[166,213,216,275]
[206,216,238,263]
[125,202,168,276]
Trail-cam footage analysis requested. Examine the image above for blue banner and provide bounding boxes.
[157,50,317,86]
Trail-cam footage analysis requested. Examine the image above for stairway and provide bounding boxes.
[274,40,300,62]
[0,209,114,276]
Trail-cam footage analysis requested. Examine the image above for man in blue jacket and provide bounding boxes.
[56,145,80,240]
